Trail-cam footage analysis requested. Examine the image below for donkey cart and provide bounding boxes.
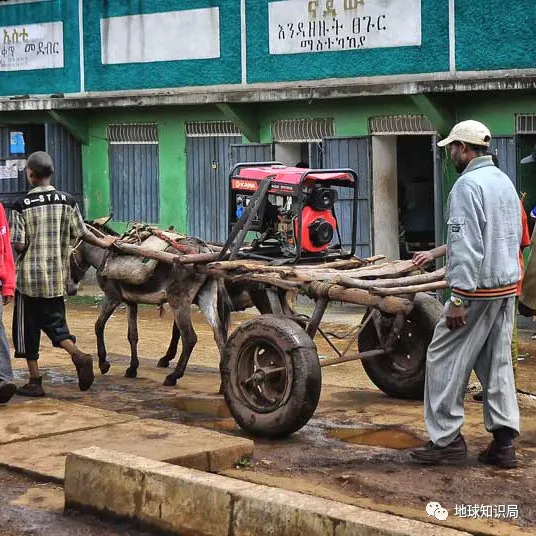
[107,163,445,439]
[200,163,444,439]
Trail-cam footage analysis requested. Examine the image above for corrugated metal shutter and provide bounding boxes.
[45,124,84,209]
[323,137,372,258]
[108,124,159,224]
[187,136,242,243]
[230,143,274,165]
[489,137,517,188]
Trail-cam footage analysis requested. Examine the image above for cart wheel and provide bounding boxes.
[221,315,321,439]
[358,292,442,400]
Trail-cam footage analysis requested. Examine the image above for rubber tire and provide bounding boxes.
[359,292,443,400]
[221,315,321,439]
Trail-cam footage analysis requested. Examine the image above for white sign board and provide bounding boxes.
[101,8,220,65]
[269,0,421,55]
[0,161,21,180]
[0,22,64,71]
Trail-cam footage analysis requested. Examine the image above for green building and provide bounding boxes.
[1,0,536,260]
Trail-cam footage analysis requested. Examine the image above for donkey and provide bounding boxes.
[68,221,272,387]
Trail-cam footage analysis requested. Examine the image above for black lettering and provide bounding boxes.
[301,39,314,51]
[287,22,295,38]
[377,15,387,31]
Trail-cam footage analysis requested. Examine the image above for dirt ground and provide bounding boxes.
[1,299,536,536]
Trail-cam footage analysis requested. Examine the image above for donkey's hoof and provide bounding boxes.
[163,375,177,387]
[99,361,111,375]
[157,358,170,368]
[125,367,138,378]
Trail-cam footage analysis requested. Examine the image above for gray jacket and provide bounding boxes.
[446,155,521,299]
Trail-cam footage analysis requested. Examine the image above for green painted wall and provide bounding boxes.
[248,0,449,83]
[83,107,228,233]
[84,0,241,92]
[0,0,80,96]
[456,0,536,72]
[257,96,421,142]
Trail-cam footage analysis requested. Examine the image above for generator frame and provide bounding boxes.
[221,162,359,264]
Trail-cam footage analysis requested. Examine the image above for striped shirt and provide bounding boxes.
[10,185,87,298]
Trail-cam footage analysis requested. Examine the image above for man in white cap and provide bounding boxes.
[411,120,521,468]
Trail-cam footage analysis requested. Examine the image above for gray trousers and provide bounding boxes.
[0,301,13,382]
[425,297,520,447]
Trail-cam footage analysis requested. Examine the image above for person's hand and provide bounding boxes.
[2,295,13,305]
[103,236,120,249]
[446,302,467,330]
[412,250,434,267]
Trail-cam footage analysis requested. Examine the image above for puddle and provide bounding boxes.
[327,426,424,450]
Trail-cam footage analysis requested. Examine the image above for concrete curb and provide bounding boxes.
[65,447,472,536]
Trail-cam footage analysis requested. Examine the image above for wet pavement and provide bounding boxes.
[1,300,536,535]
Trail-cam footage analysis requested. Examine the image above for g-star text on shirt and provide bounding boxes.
[23,193,68,205]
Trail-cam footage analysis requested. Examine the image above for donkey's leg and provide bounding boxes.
[95,296,120,375]
[163,306,197,387]
[124,303,140,378]
[157,321,180,368]
[197,280,230,394]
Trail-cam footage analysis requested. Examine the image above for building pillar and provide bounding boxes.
[372,136,399,260]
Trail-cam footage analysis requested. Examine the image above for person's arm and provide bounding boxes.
[70,204,117,249]
[0,204,15,303]
[82,231,117,249]
[446,182,485,296]
[412,244,447,267]
[10,206,27,255]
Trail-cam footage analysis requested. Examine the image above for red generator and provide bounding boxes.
[221,162,359,263]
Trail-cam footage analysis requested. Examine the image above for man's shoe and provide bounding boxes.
[0,380,17,404]
[473,391,483,402]
[17,377,45,397]
[478,440,518,469]
[71,353,94,391]
[410,434,467,464]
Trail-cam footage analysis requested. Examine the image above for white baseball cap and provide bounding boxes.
[437,120,492,147]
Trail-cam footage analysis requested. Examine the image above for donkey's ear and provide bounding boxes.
[94,214,113,226]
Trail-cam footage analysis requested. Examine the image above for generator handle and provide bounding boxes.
[229,161,283,179]
[299,168,358,185]
[299,168,359,259]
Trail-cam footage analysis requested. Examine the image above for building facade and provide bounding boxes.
[1,0,536,259]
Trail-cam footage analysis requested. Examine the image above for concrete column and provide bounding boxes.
[372,136,399,260]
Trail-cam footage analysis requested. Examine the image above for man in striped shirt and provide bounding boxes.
[10,151,116,397]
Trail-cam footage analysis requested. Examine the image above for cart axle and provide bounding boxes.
[319,349,387,368]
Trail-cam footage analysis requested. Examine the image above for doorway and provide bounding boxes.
[397,135,435,260]
[274,142,322,168]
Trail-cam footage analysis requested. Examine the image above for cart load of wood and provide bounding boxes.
[109,234,446,315]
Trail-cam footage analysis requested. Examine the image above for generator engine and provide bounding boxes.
[229,164,357,262]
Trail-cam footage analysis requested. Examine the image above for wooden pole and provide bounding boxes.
[174,252,224,265]
[112,242,178,264]
[335,268,446,290]
[370,280,448,296]
[301,282,414,314]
